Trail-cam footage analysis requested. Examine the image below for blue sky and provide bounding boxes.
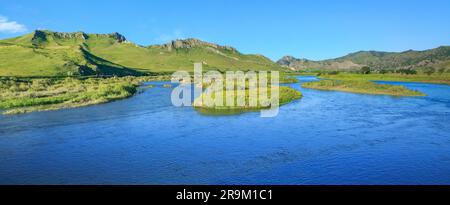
[0,0,449,60]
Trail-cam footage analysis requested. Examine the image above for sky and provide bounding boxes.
[0,0,449,61]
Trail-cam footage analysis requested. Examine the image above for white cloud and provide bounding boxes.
[0,15,27,33]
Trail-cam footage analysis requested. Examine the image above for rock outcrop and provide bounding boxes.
[32,30,127,44]
[32,30,88,41]
[157,38,238,53]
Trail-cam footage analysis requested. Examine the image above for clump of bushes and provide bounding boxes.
[422,67,436,76]
[317,71,339,76]
[395,69,417,75]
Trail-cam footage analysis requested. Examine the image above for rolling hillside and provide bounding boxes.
[0,30,286,77]
[278,46,450,72]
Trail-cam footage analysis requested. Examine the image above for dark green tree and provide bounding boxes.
[361,66,371,74]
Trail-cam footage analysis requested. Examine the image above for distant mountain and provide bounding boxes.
[0,30,285,77]
[277,46,450,71]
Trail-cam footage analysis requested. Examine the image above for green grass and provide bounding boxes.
[193,85,302,115]
[0,44,78,76]
[0,42,141,77]
[0,76,169,114]
[318,73,450,85]
[0,30,288,77]
[279,74,300,83]
[90,43,284,73]
[302,79,425,97]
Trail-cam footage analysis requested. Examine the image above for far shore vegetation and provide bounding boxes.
[302,79,425,97]
[318,73,450,85]
[297,66,448,96]
[293,66,450,85]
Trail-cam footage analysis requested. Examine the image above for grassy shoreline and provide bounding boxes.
[0,73,300,115]
[317,73,450,85]
[302,79,426,97]
[0,76,170,115]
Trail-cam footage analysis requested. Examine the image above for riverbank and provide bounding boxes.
[302,79,426,97]
[0,76,170,115]
[317,73,450,85]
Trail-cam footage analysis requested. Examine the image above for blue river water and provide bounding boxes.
[0,76,449,185]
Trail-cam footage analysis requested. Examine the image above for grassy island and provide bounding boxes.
[193,85,302,115]
[302,79,425,97]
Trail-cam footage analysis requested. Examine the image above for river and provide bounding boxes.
[0,77,449,184]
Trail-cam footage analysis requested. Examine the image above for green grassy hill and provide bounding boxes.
[0,30,286,77]
[278,46,450,72]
